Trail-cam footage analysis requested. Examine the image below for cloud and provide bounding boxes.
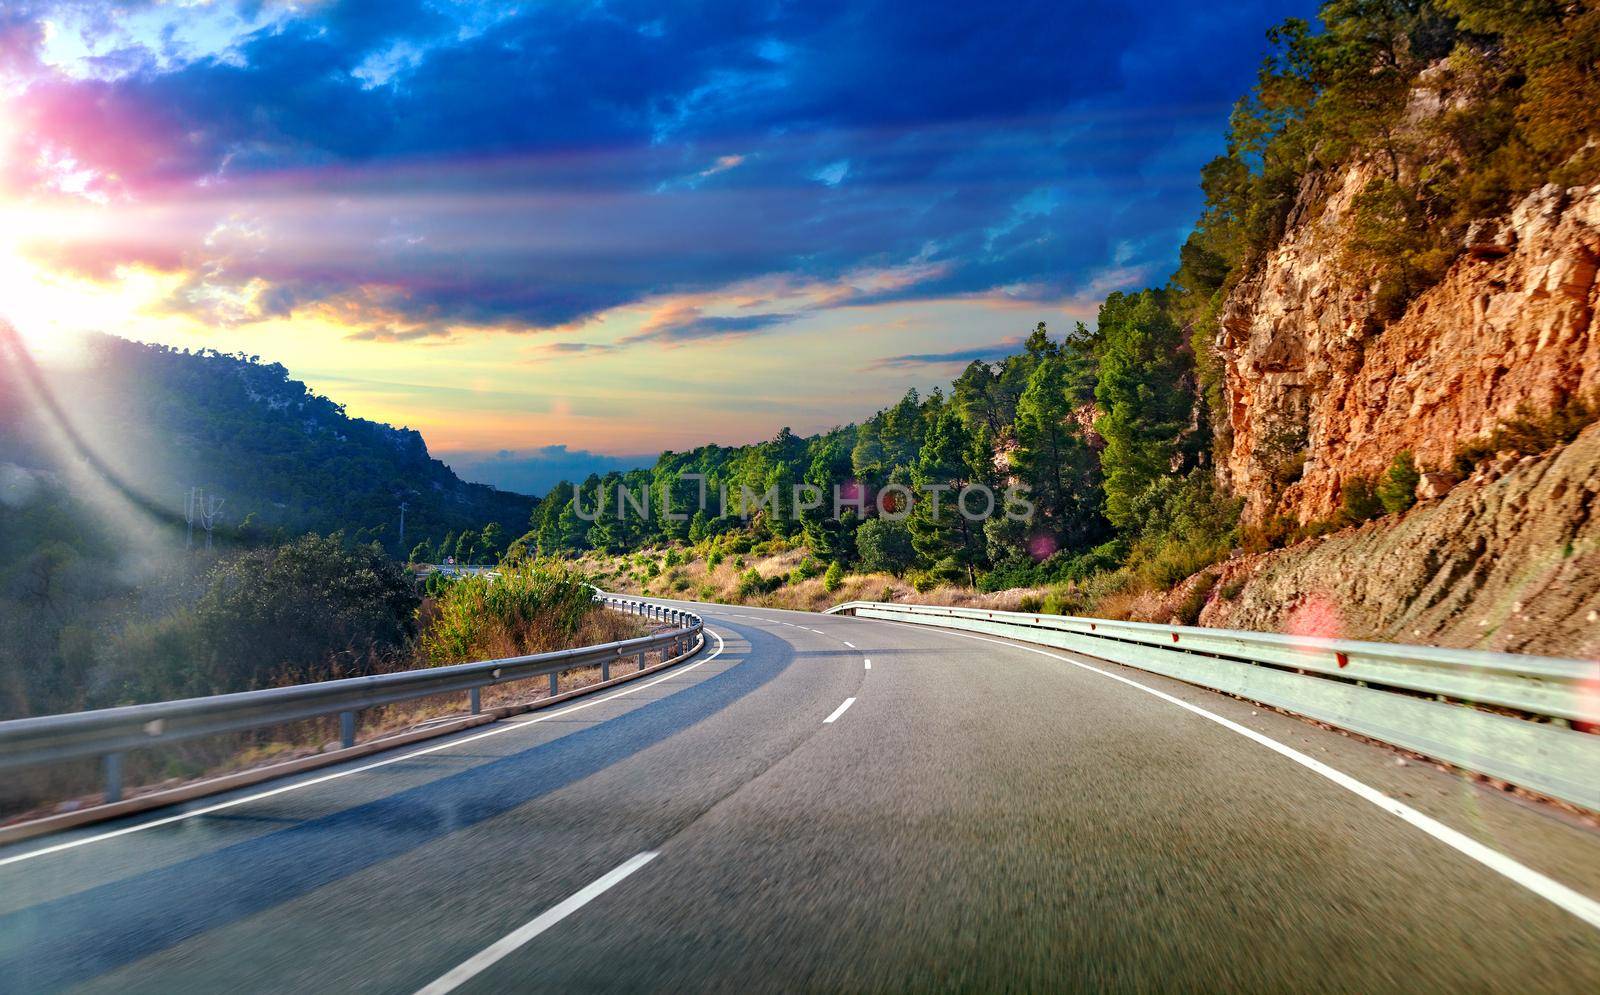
[867,336,1027,370]
[441,445,653,496]
[5,0,1320,340]
[622,307,798,346]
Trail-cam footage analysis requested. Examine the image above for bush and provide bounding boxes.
[855,517,916,575]
[422,562,594,665]
[1377,452,1420,515]
[1453,393,1600,472]
[1039,587,1086,616]
[736,568,771,600]
[1173,572,1218,626]
[102,535,420,703]
[1337,477,1383,526]
[706,550,724,570]
[786,556,824,586]
[823,561,845,594]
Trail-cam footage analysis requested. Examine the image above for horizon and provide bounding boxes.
[1,0,1316,488]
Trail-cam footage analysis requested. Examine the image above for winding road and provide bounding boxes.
[3,601,1598,992]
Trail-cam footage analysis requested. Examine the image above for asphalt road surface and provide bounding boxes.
[3,601,1598,993]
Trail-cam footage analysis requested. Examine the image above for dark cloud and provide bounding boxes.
[868,337,1027,370]
[442,445,652,496]
[622,311,798,346]
[10,1,1319,333]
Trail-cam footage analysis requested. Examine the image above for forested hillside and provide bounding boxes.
[1,330,534,556]
[524,0,1600,617]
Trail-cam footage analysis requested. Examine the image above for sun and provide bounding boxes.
[0,215,90,363]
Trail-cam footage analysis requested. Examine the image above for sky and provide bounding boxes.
[0,0,1316,494]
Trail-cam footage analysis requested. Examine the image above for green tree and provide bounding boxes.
[856,517,915,575]
[454,528,478,564]
[1013,356,1104,551]
[1378,451,1420,515]
[478,522,506,563]
[1094,290,1197,533]
[909,407,985,584]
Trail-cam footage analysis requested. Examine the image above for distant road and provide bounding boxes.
[2,600,1598,991]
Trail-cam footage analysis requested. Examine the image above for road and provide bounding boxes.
[2,601,1598,992]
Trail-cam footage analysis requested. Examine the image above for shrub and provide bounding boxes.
[422,562,594,665]
[1040,588,1084,616]
[1017,594,1043,613]
[1337,477,1383,526]
[1173,572,1218,626]
[1453,393,1600,472]
[823,561,845,594]
[1220,576,1247,600]
[878,584,895,603]
[1377,452,1420,515]
[736,568,768,599]
[663,548,683,568]
[855,517,916,575]
[706,550,724,570]
[1241,515,1296,554]
[96,536,420,707]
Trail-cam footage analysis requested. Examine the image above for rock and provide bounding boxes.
[1416,471,1458,501]
[1218,167,1600,527]
[1463,218,1516,258]
[1217,423,1600,658]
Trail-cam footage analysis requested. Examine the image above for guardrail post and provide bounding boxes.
[602,656,611,682]
[549,673,559,697]
[103,752,123,804]
[469,687,481,714]
[339,710,356,749]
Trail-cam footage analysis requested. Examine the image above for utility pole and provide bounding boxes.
[198,492,224,550]
[184,487,198,549]
[398,502,408,555]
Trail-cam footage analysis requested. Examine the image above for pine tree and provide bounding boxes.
[1094,290,1197,532]
[909,407,985,584]
[1013,357,1104,551]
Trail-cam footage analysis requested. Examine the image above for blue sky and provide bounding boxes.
[0,0,1316,492]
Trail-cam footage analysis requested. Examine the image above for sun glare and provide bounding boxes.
[0,218,89,364]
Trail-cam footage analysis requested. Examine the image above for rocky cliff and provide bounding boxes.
[1190,421,1600,657]
[1218,171,1600,526]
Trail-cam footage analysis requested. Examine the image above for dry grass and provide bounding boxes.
[0,604,655,825]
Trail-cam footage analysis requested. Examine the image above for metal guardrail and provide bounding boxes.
[827,601,1600,810]
[0,595,701,804]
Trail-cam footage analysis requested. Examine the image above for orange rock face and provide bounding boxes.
[1218,172,1600,525]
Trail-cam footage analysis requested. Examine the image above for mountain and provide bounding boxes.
[521,0,1600,655]
[0,329,535,554]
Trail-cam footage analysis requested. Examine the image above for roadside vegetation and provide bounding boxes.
[0,505,641,820]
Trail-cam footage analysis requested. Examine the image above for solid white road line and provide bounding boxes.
[414,851,659,994]
[864,659,872,670]
[0,632,728,868]
[886,622,1600,932]
[823,698,856,724]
